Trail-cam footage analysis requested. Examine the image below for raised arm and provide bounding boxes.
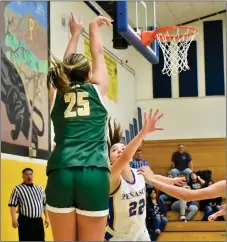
[64,13,84,58]
[48,13,83,107]
[111,109,163,182]
[89,16,112,96]
[49,85,56,111]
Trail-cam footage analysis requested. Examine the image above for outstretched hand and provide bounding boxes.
[221,204,226,210]
[142,109,164,134]
[137,166,154,183]
[69,13,84,35]
[91,16,112,28]
[208,205,226,221]
[172,177,186,186]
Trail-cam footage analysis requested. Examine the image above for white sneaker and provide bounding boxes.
[180,215,186,221]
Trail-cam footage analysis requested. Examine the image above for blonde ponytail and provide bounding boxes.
[47,53,90,92]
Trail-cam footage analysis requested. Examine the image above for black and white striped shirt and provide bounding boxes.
[8,183,46,218]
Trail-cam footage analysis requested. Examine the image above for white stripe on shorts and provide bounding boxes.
[76,208,109,217]
[46,204,76,213]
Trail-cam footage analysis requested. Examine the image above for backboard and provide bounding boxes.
[116,1,159,64]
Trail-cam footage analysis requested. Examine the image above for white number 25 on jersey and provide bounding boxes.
[64,92,90,118]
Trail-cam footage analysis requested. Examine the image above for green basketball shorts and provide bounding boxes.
[45,166,110,217]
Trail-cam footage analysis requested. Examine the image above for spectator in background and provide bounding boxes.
[146,188,168,241]
[188,172,205,190]
[171,185,198,222]
[199,180,224,221]
[130,149,149,169]
[159,172,173,208]
[8,168,49,241]
[170,144,193,182]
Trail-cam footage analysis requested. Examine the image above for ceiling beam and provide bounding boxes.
[177,9,226,26]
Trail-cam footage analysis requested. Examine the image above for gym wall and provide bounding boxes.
[136,13,226,140]
[1,1,52,241]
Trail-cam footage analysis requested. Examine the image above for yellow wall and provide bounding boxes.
[1,158,53,241]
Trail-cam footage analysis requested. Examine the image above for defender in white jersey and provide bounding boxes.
[107,169,147,241]
[105,109,164,241]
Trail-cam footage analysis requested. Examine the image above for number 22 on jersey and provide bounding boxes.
[129,198,145,217]
[64,92,90,118]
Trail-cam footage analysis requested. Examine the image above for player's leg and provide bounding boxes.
[48,211,76,241]
[75,167,110,241]
[45,168,77,241]
[77,214,107,241]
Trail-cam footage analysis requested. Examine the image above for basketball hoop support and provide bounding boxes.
[152,1,156,31]
[141,30,156,46]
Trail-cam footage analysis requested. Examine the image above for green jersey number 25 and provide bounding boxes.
[64,92,90,118]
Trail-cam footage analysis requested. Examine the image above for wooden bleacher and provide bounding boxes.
[160,221,226,240]
[141,138,226,181]
[142,138,226,241]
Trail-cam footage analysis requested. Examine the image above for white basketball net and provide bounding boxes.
[155,27,198,76]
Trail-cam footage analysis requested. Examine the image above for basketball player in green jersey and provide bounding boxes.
[45,14,112,241]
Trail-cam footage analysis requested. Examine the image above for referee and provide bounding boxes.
[8,168,50,241]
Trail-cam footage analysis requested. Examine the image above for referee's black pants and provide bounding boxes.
[18,214,45,241]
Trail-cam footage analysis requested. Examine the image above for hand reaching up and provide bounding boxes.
[142,108,164,135]
[69,13,84,35]
[90,16,112,28]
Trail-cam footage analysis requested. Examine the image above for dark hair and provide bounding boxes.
[188,171,197,185]
[22,168,33,174]
[147,186,157,193]
[146,187,158,205]
[47,53,90,92]
[108,118,123,154]
[203,179,214,188]
[136,149,142,153]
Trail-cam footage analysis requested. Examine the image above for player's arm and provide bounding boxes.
[111,109,163,182]
[49,85,56,108]
[150,179,225,201]
[138,167,226,201]
[153,174,185,186]
[89,16,112,96]
[64,13,84,58]
[49,86,56,106]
